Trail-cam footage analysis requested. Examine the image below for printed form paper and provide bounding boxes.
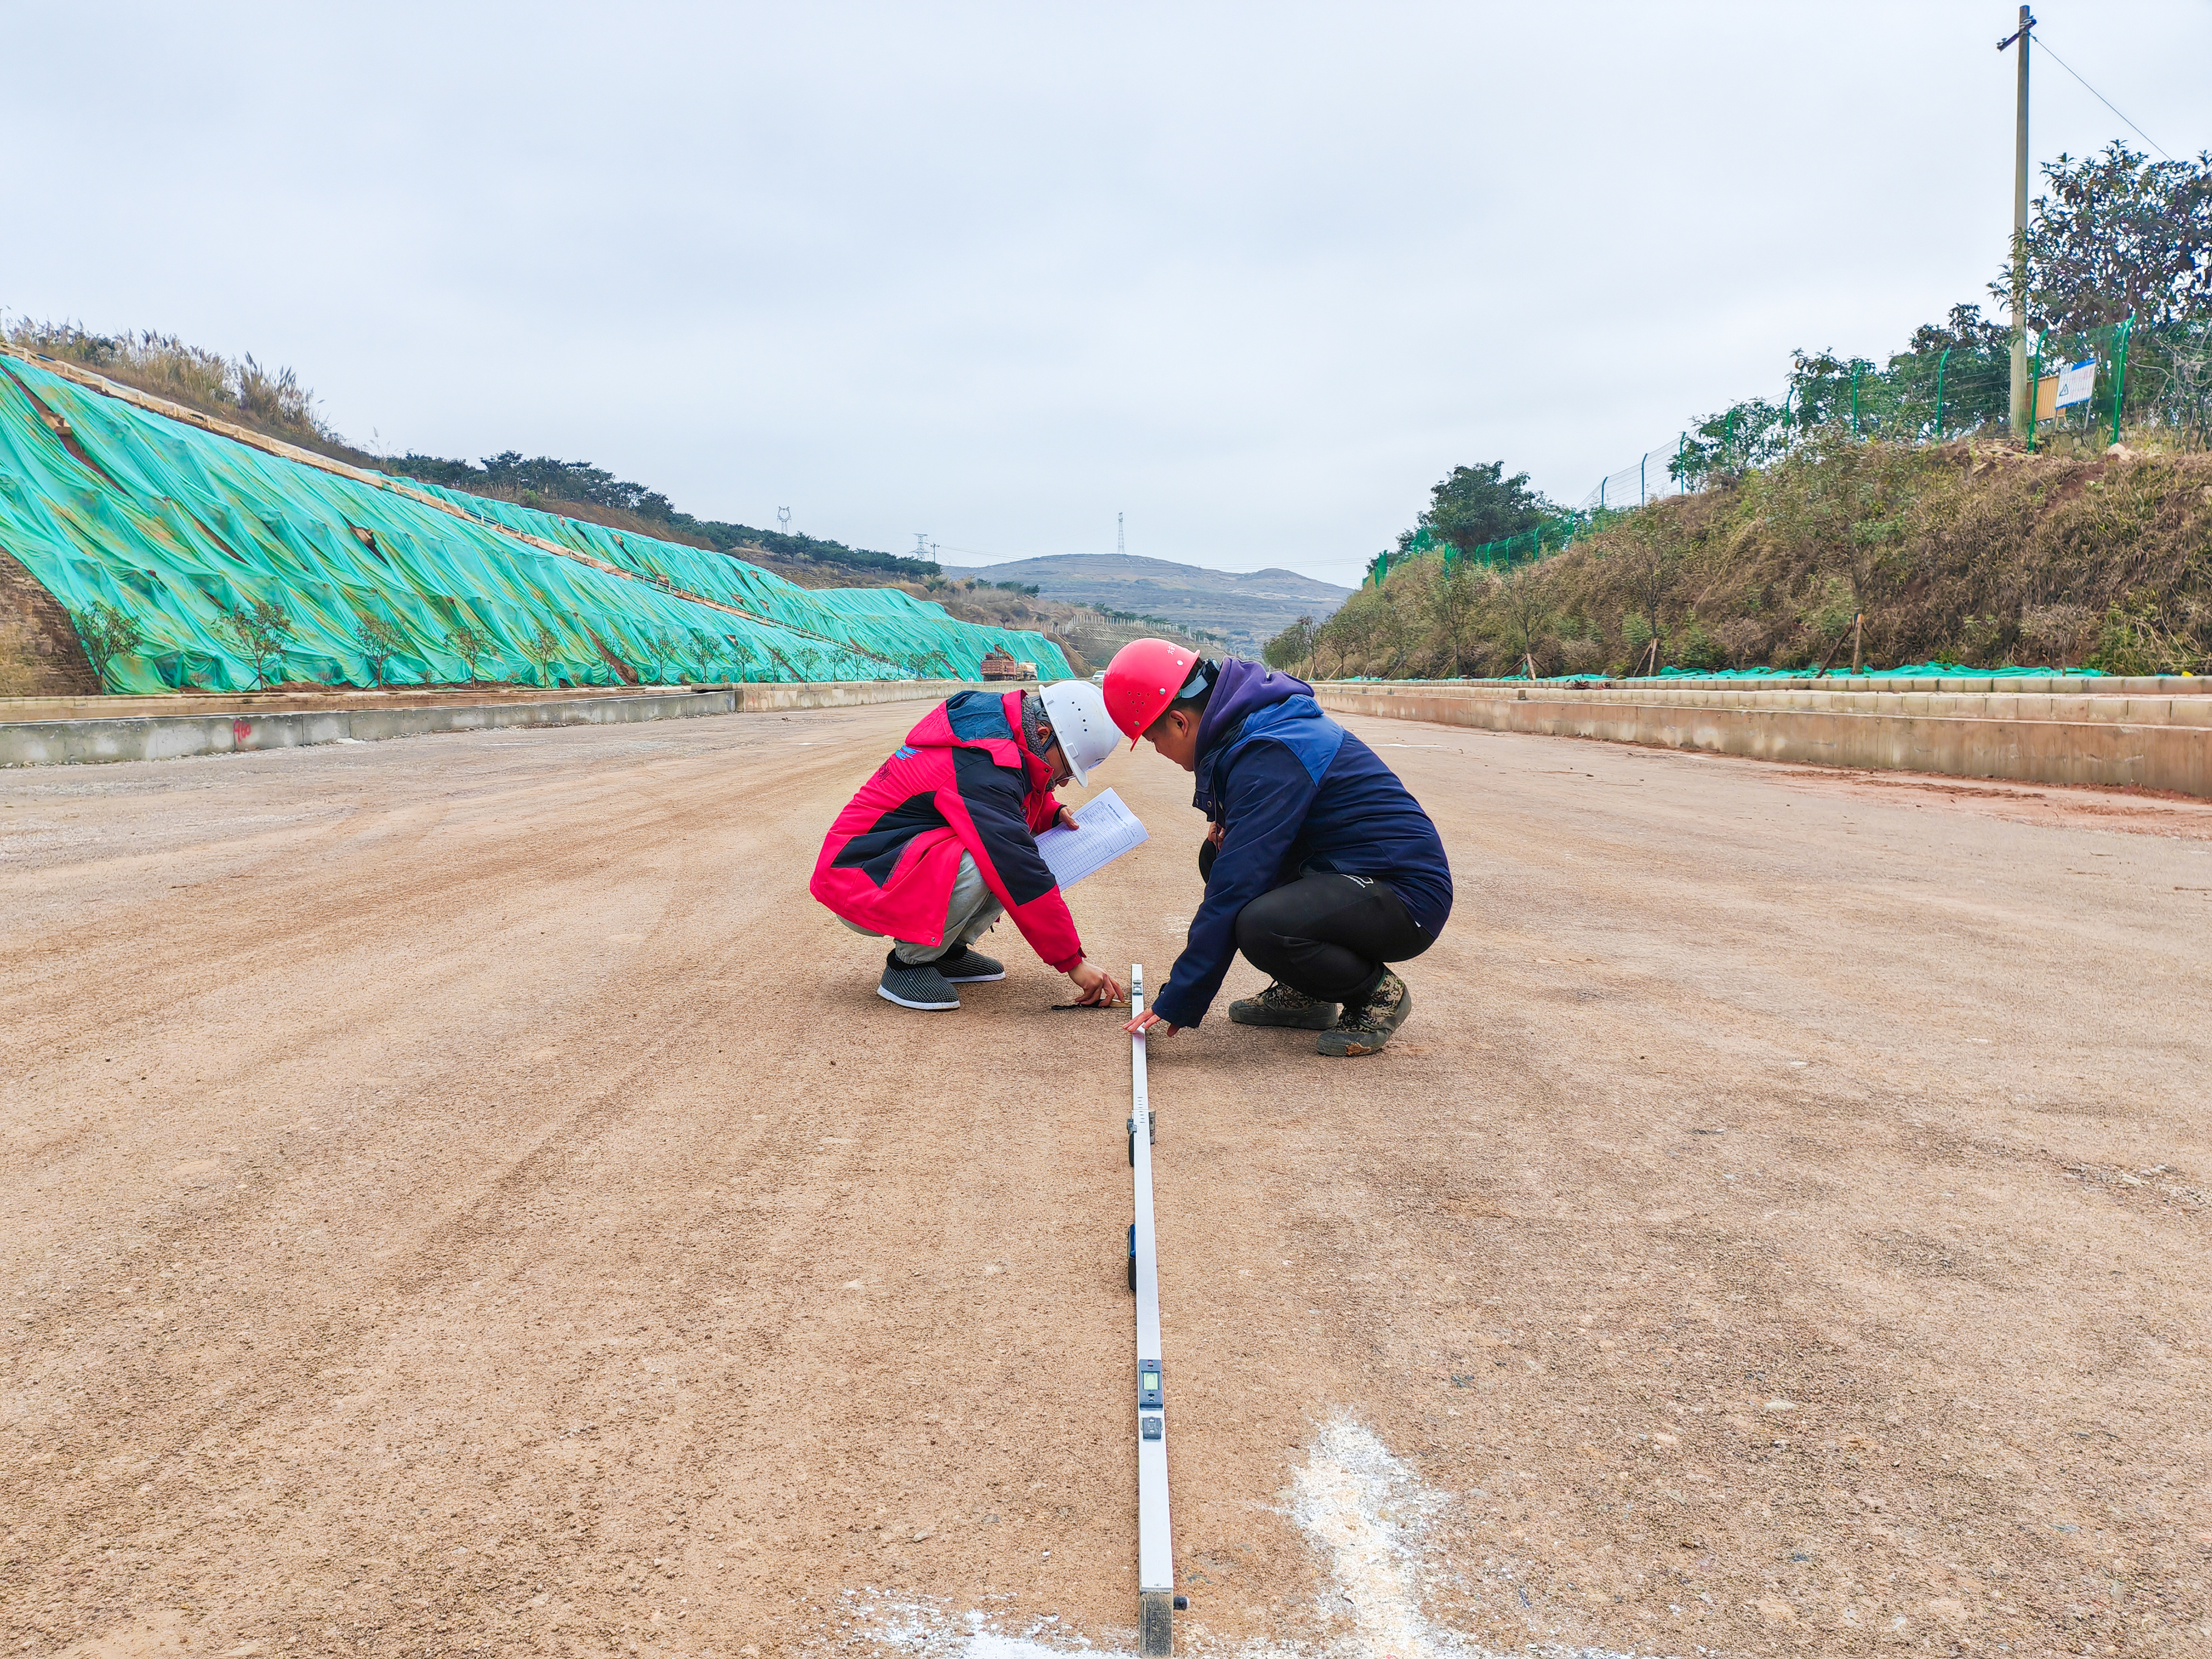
[1036,788,1149,889]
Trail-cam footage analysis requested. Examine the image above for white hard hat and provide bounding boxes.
[1037,678,1120,788]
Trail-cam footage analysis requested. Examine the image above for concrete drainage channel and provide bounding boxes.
[0,679,989,767]
[1318,675,2212,798]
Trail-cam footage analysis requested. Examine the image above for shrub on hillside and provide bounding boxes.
[1275,439,2212,678]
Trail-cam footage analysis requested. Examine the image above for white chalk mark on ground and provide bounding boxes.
[1287,1417,1662,1659]
[1291,1417,1446,1655]
[841,1418,1668,1659]
[829,1596,1105,1659]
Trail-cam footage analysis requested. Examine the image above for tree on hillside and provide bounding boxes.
[353,611,407,685]
[1428,559,1487,677]
[480,453,675,518]
[1493,560,1549,678]
[1676,393,1795,484]
[1907,302,2013,358]
[387,447,939,578]
[70,602,143,690]
[521,622,565,686]
[1405,462,1558,558]
[1263,616,1316,672]
[443,623,491,681]
[1889,303,2014,435]
[1611,516,1680,677]
[216,598,295,689]
[392,451,659,512]
[2002,143,2212,334]
[1728,307,2012,453]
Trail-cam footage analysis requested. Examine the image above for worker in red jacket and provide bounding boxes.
[812,681,1124,1011]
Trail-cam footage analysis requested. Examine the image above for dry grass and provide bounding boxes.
[2,318,380,465]
[1299,435,2212,678]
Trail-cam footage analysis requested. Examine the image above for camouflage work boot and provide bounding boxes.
[1317,971,1412,1057]
[1228,980,1337,1030]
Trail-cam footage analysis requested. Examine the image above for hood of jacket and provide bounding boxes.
[1192,658,1313,762]
[1191,659,1325,815]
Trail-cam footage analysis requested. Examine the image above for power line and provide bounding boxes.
[2032,28,2175,161]
[920,539,1035,563]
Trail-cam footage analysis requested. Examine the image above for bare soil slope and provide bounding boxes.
[3,710,2208,1657]
[1,550,100,696]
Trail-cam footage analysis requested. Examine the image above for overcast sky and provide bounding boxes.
[7,2,2208,588]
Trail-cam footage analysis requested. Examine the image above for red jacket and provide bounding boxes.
[811,690,1084,971]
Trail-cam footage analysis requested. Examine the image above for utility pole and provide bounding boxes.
[1117,511,1124,558]
[2000,6,2035,436]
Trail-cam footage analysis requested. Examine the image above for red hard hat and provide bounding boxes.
[1103,638,1199,743]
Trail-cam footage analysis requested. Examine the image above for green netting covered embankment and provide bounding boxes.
[0,352,1071,694]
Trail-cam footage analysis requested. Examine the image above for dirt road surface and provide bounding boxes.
[4,706,2209,1658]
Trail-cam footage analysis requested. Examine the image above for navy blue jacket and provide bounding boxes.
[1151,659,1453,1028]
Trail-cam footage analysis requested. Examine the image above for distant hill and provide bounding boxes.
[938,554,1352,656]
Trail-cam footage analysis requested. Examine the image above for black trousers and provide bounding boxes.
[1233,872,1435,1007]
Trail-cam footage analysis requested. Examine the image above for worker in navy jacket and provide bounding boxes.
[1104,645,1451,1057]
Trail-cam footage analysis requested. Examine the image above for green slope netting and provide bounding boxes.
[1644,663,2116,680]
[0,354,1071,693]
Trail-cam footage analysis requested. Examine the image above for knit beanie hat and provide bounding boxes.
[1020,690,1053,758]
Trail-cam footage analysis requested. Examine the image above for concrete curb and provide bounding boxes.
[1380,673,2201,696]
[1317,683,2212,798]
[1,679,982,767]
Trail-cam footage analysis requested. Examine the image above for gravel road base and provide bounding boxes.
[4,706,2208,1657]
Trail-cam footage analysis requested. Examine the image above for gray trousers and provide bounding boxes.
[841,851,1004,965]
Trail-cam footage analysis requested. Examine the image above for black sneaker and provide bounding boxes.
[878,952,960,1010]
[934,945,1005,983]
[1228,980,1337,1029]
[1317,972,1411,1057]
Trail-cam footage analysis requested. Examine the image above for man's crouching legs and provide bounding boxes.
[1230,873,1431,1054]
[850,854,1006,1008]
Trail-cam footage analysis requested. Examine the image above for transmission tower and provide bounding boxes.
[777,506,791,536]
[1117,511,1124,557]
